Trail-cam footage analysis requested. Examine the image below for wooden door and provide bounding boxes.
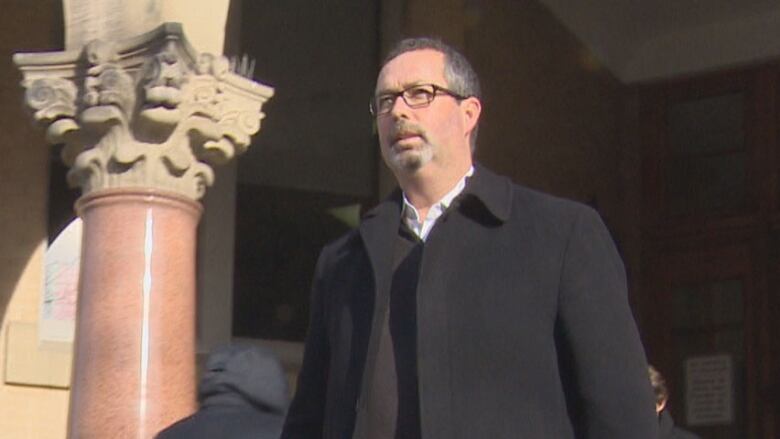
[639,65,777,438]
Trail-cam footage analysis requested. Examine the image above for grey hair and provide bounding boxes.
[648,365,669,406]
[381,37,482,151]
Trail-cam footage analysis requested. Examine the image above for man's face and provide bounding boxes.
[374,49,473,176]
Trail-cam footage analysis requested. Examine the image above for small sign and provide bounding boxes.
[685,354,733,426]
[41,218,81,343]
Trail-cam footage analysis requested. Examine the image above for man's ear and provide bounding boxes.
[462,96,482,135]
[656,399,667,414]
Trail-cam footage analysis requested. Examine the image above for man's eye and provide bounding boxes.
[407,86,433,99]
[378,95,395,105]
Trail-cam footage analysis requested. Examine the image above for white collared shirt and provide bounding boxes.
[402,166,474,241]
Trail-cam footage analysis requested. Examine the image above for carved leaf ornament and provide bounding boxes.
[14,23,274,200]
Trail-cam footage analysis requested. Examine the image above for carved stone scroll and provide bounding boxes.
[14,22,274,200]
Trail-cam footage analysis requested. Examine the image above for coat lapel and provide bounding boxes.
[352,194,401,436]
[358,195,401,296]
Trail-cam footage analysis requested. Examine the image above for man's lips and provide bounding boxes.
[392,132,422,145]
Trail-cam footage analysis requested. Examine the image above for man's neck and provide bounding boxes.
[398,162,472,221]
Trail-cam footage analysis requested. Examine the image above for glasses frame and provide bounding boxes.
[369,83,469,116]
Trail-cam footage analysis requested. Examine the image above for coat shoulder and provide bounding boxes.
[511,183,596,219]
[507,182,604,238]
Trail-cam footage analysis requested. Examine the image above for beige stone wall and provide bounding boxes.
[63,0,230,54]
[0,1,71,438]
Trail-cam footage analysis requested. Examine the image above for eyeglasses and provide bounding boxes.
[369,83,468,116]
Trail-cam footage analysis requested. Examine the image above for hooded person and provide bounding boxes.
[155,344,290,439]
[649,365,700,439]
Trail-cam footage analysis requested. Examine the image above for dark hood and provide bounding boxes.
[198,344,290,415]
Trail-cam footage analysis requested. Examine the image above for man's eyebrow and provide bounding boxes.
[375,88,398,96]
[375,81,429,96]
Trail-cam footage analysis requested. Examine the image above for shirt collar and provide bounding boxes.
[401,166,474,223]
[361,162,513,225]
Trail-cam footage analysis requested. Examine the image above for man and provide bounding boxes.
[282,37,658,438]
[155,344,289,439]
[649,365,701,439]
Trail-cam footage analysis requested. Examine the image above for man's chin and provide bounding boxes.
[391,152,428,173]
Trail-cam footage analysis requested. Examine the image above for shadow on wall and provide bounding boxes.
[0,249,43,327]
[0,116,51,327]
[0,0,65,327]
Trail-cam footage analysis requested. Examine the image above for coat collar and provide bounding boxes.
[459,163,513,223]
[361,163,513,225]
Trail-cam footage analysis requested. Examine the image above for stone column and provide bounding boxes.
[13,23,273,438]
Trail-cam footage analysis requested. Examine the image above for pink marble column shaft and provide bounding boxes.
[68,188,202,439]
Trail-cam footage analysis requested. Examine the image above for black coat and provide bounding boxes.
[282,165,658,439]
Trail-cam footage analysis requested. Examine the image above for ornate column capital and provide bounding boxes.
[14,23,273,200]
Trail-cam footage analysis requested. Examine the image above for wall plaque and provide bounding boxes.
[685,354,734,426]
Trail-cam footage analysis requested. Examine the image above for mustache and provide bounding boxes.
[389,121,425,140]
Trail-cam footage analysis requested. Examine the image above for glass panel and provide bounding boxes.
[668,93,744,155]
[671,279,744,329]
[669,279,745,439]
[232,184,362,341]
[664,152,746,216]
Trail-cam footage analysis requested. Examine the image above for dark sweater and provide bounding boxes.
[362,225,423,438]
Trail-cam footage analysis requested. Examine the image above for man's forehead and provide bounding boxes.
[375,49,446,92]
